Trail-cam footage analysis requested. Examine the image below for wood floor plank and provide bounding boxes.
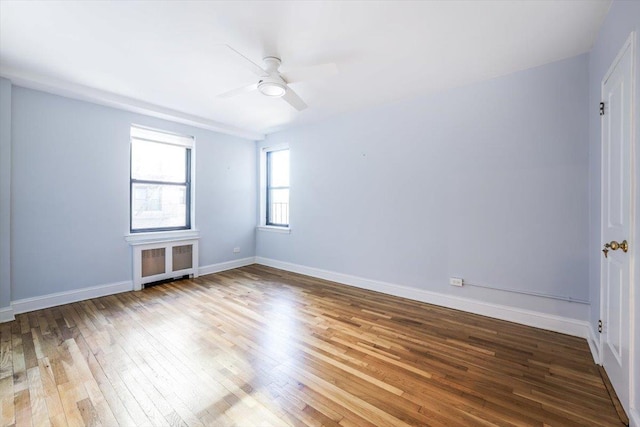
[57,382,90,427]
[14,388,32,427]
[27,365,51,427]
[0,330,13,383]
[38,357,67,426]
[0,265,623,426]
[10,325,27,395]
[0,375,15,426]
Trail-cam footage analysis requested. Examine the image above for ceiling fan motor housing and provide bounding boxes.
[258,74,287,97]
[263,56,281,72]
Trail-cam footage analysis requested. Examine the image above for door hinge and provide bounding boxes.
[599,102,605,116]
[598,319,603,333]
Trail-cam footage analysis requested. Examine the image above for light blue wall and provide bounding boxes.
[257,54,590,318]
[587,0,640,417]
[10,86,256,301]
[0,78,11,309]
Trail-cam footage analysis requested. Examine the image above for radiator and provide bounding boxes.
[129,236,199,290]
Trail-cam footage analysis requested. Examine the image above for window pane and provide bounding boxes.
[268,188,289,225]
[269,149,289,187]
[132,139,186,182]
[132,184,187,230]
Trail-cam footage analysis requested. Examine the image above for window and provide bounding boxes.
[266,148,290,227]
[130,126,193,232]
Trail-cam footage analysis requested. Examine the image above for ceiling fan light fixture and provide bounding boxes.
[258,80,286,97]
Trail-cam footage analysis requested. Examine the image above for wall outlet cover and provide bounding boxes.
[449,277,463,287]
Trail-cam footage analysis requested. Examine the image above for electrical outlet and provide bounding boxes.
[449,277,463,287]
[233,247,240,253]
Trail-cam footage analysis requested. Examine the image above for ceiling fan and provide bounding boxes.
[218,45,338,111]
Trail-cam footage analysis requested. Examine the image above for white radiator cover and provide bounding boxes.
[125,231,199,290]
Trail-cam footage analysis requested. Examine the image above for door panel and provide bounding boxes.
[606,80,624,227]
[605,257,623,363]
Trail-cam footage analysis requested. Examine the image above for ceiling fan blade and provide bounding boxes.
[223,44,268,77]
[217,83,257,98]
[281,63,338,84]
[282,87,307,111]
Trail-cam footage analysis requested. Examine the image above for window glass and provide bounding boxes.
[268,149,289,187]
[131,184,187,230]
[266,148,289,226]
[267,188,289,225]
[131,139,186,182]
[130,126,192,232]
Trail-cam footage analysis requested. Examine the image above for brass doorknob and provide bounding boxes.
[602,240,629,258]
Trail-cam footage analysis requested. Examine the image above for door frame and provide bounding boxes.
[599,30,637,416]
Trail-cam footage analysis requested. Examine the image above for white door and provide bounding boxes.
[600,34,635,416]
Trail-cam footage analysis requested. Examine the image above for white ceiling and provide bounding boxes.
[0,1,611,139]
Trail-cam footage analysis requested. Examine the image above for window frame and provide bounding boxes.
[259,144,290,230]
[129,126,194,233]
[265,148,290,227]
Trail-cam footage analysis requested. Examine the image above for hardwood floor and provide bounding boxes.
[0,265,622,426]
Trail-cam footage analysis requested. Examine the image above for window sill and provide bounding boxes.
[125,229,200,245]
[256,225,291,234]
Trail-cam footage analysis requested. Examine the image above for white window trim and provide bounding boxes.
[129,124,197,234]
[125,229,200,244]
[258,144,290,232]
[131,125,194,148]
[257,225,291,234]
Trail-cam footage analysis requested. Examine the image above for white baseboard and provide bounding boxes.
[586,323,601,364]
[11,280,133,315]
[0,306,14,323]
[630,408,640,427]
[198,256,256,276]
[255,257,591,339]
